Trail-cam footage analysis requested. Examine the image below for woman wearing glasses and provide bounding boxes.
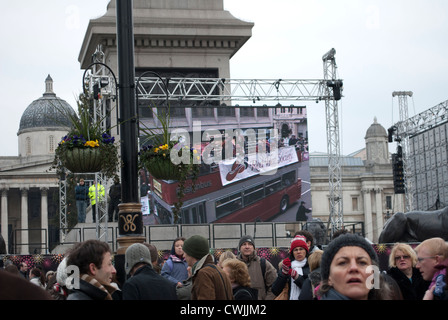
[387,243,430,300]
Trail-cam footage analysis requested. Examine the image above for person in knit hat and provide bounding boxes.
[237,235,277,300]
[122,243,177,300]
[183,235,233,300]
[318,233,389,300]
[272,235,310,300]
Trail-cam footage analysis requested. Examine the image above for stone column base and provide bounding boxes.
[116,202,145,254]
[116,235,146,255]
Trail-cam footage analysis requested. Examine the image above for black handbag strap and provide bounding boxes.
[205,264,231,300]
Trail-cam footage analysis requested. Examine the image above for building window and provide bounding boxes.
[26,137,31,155]
[386,195,392,210]
[49,135,55,153]
[352,197,358,211]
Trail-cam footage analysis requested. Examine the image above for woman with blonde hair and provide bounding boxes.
[387,242,430,300]
[218,250,236,268]
[222,258,258,300]
[299,249,323,300]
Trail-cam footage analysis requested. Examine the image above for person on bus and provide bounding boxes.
[296,201,311,221]
[236,235,277,300]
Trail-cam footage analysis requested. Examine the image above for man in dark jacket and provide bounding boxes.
[296,201,311,221]
[108,177,121,222]
[75,178,89,223]
[122,243,177,300]
[66,240,120,300]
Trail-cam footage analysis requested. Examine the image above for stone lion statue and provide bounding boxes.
[378,206,448,243]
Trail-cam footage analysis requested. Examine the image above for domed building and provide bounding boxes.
[309,117,406,242]
[0,76,74,254]
[18,75,75,157]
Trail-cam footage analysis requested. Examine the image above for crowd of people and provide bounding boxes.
[0,230,447,301]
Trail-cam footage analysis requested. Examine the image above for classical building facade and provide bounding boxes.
[309,118,406,243]
[0,76,74,254]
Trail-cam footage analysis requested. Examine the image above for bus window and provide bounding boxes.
[282,170,296,187]
[198,204,206,223]
[155,202,173,224]
[192,203,207,224]
[243,184,264,207]
[182,203,207,224]
[181,208,191,224]
[265,177,282,196]
[216,192,242,219]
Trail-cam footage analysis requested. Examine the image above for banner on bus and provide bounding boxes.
[218,146,299,186]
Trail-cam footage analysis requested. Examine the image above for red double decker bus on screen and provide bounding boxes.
[148,146,302,224]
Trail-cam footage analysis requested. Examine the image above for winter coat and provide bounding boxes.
[88,184,105,205]
[298,267,321,300]
[75,184,89,201]
[237,252,277,300]
[387,267,430,300]
[122,265,177,300]
[109,183,121,201]
[161,249,189,285]
[431,258,448,300]
[272,259,310,299]
[320,288,351,300]
[67,278,120,300]
[191,254,234,300]
[233,285,258,300]
[30,277,44,288]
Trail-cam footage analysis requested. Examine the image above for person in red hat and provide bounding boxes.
[272,235,310,300]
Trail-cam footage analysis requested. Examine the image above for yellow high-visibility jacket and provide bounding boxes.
[88,183,105,205]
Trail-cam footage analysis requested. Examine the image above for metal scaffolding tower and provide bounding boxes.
[392,91,414,212]
[322,49,344,236]
[390,95,448,211]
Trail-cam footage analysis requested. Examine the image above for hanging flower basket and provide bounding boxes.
[139,142,200,223]
[63,147,103,173]
[143,156,181,181]
[50,94,121,180]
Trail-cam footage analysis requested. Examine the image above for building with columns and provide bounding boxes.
[0,76,74,254]
[309,117,406,242]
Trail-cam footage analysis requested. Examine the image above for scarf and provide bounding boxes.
[81,274,115,300]
[289,258,307,300]
[170,254,185,263]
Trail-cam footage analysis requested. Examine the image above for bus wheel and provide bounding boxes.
[280,196,289,213]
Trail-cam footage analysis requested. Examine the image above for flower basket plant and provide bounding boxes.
[50,94,120,180]
[138,107,200,223]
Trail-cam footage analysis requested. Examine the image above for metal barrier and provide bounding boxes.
[11,220,365,254]
[13,228,48,254]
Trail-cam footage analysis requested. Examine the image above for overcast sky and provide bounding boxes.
[1,0,447,157]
